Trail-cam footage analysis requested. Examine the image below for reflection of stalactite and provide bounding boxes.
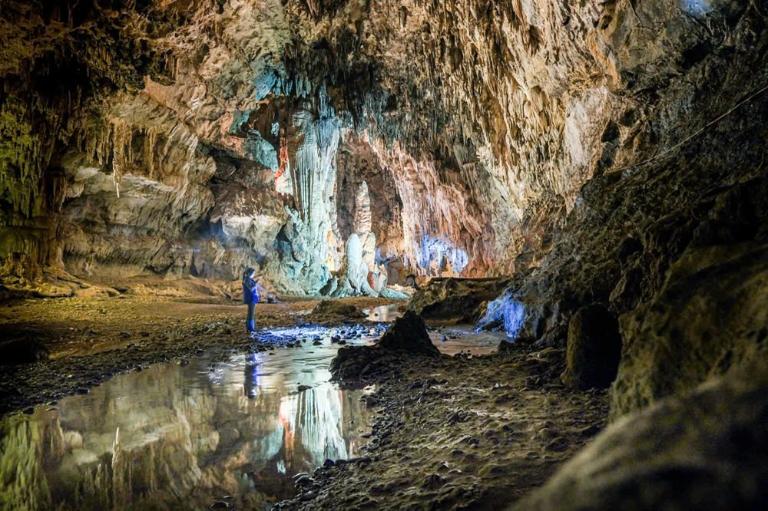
[278,398,296,467]
[0,414,57,510]
[80,459,113,510]
[111,426,124,508]
[296,386,349,464]
[304,0,320,18]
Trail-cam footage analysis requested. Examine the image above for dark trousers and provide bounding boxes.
[246,302,256,333]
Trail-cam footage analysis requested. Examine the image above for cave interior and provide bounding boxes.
[1,0,768,510]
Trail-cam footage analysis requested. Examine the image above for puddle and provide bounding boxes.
[0,323,503,510]
[361,306,503,357]
[0,326,379,511]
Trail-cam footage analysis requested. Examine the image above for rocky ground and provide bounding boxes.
[279,344,607,510]
[0,284,608,510]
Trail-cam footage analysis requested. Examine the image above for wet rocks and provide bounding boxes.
[330,311,438,381]
[560,304,622,390]
[512,364,768,511]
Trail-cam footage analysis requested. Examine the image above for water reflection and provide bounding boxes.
[0,344,374,511]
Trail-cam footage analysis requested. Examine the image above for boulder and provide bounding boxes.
[377,311,439,356]
[511,363,768,511]
[612,243,768,416]
[330,311,438,381]
[560,304,622,390]
[330,345,396,381]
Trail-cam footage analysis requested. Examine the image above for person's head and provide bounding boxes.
[243,267,256,280]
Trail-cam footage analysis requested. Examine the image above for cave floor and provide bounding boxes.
[278,348,608,510]
[0,290,608,510]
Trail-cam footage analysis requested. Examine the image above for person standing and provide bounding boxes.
[242,268,260,335]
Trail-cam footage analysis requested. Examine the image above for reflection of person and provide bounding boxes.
[242,268,260,335]
[244,352,259,399]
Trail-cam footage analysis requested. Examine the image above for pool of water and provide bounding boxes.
[362,306,505,356]
[430,326,506,356]
[0,327,379,511]
[0,323,504,510]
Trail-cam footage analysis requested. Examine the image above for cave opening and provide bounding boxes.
[1,1,768,510]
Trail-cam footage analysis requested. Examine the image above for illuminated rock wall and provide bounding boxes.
[1,0,766,300]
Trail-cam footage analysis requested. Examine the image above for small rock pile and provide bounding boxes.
[330,311,439,381]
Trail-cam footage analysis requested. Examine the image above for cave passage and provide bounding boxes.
[2,0,768,510]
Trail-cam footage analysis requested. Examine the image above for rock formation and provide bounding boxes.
[512,362,768,511]
[331,311,438,380]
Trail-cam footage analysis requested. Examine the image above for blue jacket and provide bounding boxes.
[243,277,260,304]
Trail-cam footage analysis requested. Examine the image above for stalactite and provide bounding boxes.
[144,127,158,180]
[0,97,45,218]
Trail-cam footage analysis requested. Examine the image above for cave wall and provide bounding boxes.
[505,1,768,417]
[0,0,184,289]
[1,0,767,338]
[0,0,626,295]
